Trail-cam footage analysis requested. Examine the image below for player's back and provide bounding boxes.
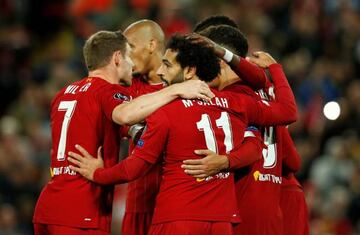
[229,82,284,235]
[149,89,247,225]
[233,127,284,235]
[33,77,128,232]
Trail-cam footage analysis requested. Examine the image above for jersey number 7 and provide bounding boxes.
[57,100,77,161]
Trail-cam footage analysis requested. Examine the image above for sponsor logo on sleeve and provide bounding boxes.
[114,93,130,101]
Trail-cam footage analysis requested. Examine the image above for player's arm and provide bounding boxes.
[68,145,152,183]
[242,52,298,126]
[68,110,169,185]
[280,127,301,174]
[182,128,263,178]
[187,33,266,90]
[113,80,214,125]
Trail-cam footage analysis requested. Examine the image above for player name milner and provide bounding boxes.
[182,97,229,108]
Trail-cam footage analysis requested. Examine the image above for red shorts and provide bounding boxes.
[280,188,309,235]
[122,212,153,235]
[149,221,233,235]
[34,223,109,235]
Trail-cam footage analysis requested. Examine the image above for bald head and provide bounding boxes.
[124,20,165,52]
[123,20,165,79]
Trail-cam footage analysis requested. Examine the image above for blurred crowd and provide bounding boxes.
[0,0,359,234]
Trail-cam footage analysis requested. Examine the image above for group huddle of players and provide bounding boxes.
[32,15,309,235]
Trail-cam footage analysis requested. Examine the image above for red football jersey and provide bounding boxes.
[91,64,296,226]
[33,77,130,232]
[228,65,295,235]
[128,81,295,224]
[233,127,285,235]
[126,76,165,213]
[280,130,309,235]
[282,174,302,188]
[133,90,243,224]
[281,127,302,189]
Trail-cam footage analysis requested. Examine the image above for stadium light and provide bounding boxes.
[323,101,341,120]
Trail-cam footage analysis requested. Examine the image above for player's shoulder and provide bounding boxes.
[219,88,250,105]
[223,81,257,98]
[50,78,90,106]
[91,78,131,98]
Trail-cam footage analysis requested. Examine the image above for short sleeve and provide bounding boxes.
[131,109,169,164]
[97,84,131,121]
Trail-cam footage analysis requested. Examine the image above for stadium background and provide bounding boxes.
[0,0,359,234]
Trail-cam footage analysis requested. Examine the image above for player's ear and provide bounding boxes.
[114,50,122,67]
[149,39,156,54]
[183,66,196,81]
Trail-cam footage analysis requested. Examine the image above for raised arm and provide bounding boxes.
[240,52,297,126]
[187,33,266,90]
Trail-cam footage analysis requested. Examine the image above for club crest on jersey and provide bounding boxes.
[114,93,130,101]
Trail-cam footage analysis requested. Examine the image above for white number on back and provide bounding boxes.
[262,126,277,168]
[57,100,77,161]
[197,112,233,154]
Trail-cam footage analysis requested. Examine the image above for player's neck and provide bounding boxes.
[146,55,163,84]
[146,70,162,84]
[88,68,117,84]
[218,66,241,90]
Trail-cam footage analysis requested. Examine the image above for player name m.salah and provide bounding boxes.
[182,96,229,108]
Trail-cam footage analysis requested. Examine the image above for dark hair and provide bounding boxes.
[166,34,220,83]
[83,30,127,71]
[193,15,238,33]
[199,25,248,57]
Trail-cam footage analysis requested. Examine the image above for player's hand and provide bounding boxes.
[68,145,104,181]
[181,149,229,178]
[173,80,215,101]
[187,33,226,58]
[248,51,277,68]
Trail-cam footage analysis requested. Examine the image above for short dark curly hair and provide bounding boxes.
[193,15,238,33]
[166,34,220,83]
[199,25,248,57]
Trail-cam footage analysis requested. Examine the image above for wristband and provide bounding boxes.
[223,48,234,63]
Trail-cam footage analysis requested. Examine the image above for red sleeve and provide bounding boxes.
[93,109,169,185]
[98,84,131,121]
[93,156,152,185]
[238,64,298,126]
[232,57,267,90]
[227,127,264,170]
[280,127,301,173]
[131,109,169,163]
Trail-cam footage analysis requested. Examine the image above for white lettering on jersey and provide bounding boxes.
[253,170,282,184]
[64,85,79,94]
[64,83,92,95]
[182,97,229,108]
[182,100,193,108]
